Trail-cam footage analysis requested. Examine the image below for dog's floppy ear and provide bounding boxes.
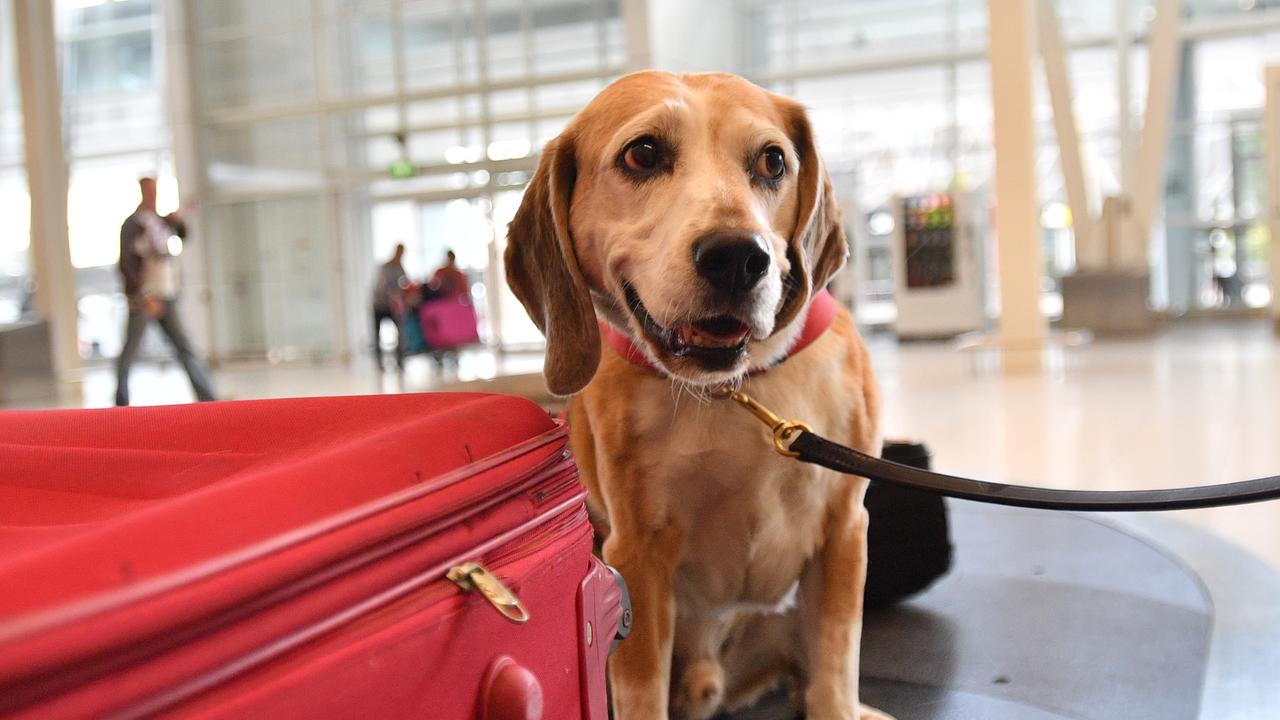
[778,100,848,327]
[505,134,601,396]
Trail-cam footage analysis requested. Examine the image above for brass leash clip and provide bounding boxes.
[711,386,812,458]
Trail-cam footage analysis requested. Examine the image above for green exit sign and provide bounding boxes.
[388,160,414,179]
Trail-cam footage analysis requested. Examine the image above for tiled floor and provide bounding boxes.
[11,318,1280,570]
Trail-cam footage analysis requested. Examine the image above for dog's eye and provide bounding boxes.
[753,146,786,182]
[623,137,661,173]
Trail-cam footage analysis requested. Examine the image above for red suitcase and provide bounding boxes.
[0,393,628,720]
[420,296,481,350]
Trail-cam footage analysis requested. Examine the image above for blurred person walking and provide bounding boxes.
[372,243,409,370]
[115,177,217,406]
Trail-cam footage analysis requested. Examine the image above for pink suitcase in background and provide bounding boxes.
[421,296,481,350]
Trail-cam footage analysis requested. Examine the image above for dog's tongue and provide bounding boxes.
[677,317,751,349]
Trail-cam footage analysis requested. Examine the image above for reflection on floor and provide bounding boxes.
[10,318,1280,571]
[64,349,549,409]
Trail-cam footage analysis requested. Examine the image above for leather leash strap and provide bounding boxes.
[718,388,1280,512]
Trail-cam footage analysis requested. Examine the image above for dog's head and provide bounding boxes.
[506,71,846,395]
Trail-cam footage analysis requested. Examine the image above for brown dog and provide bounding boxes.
[506,71,888,720]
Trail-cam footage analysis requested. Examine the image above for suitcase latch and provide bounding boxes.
[447,562,530,624]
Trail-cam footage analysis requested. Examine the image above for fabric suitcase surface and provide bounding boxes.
[420,298,481,350]
[0,393,614,720]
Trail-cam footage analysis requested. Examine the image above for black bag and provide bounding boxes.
[863,441,953,608]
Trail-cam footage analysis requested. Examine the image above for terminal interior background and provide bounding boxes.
[1,0,1279,571]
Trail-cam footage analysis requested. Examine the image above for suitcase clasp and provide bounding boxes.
[447,562,531,624]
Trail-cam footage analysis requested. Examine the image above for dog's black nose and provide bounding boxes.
[693,231,771,295]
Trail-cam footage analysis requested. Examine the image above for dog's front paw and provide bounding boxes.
[804,687,896,720]
[803,685,853,720]
[859,704,896,720]
[671,659,724,720]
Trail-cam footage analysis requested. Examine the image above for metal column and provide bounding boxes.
[13,0,79,383]
[1266,64,1280,333]
[160,0,218,361]
[1163,43,1197,314]
[987,0,1047,373]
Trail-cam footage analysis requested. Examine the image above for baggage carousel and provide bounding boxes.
[726,502,1280,720]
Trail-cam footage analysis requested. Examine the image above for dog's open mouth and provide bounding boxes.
[623,282,750,369]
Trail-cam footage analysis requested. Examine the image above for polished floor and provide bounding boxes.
[14,318,1280,571]
[875,319,1280,572]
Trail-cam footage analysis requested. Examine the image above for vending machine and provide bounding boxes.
[889,191,989,339]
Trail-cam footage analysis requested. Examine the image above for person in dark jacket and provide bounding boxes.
[371,243,409,370]
[114,177,216,406]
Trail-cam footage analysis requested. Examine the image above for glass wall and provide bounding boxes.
[54,0,174,362]
[745,0,1280,324]
[190,0,626,360]
[13,0,1274,366]
[2,0,171,354]
[1172,35,1276,310]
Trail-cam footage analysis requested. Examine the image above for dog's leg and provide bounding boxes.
[670,611,730,720]
[604,525,682,720]
[798,493,893,720]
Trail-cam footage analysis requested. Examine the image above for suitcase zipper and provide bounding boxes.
[95,498,591,720]
[444,504,587,624]
[446,563,530,624]
[484,503,585,568]
[335,501,586,634]
[283,494,586,637]
[0,433,584,720]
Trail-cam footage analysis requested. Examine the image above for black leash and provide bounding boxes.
[790,430,1280,511]
[717,388,1280,512]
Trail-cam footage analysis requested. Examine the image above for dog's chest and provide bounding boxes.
[634,391,847,610]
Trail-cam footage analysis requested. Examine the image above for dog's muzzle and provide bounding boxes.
[622,281,753,371]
